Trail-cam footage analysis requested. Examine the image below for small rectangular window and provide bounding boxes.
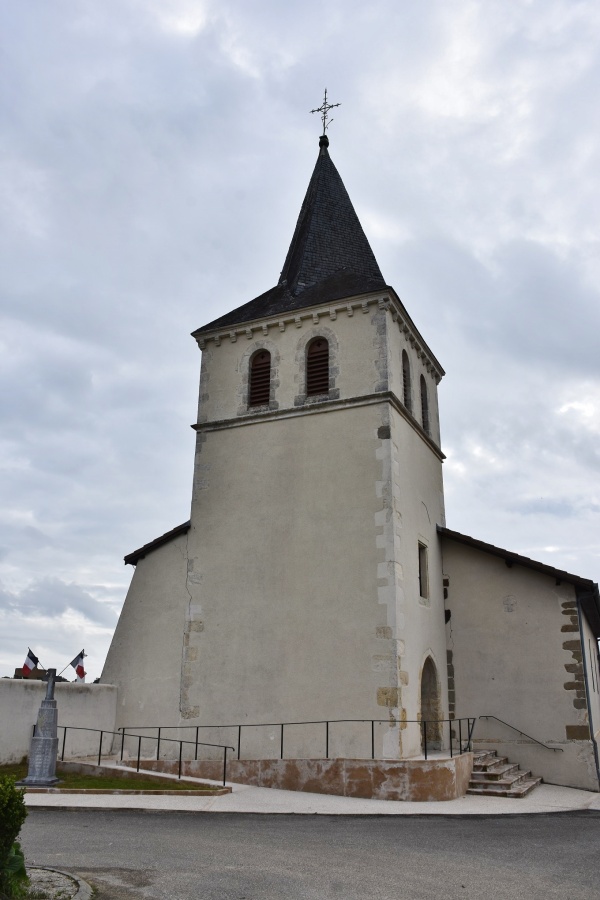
[420,375,430,436]
[418,542,429,599]
[402,350,412,412]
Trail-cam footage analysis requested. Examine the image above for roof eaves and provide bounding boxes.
[438,525,597,589]
[193,282,445,383]
[124,521,191,567]
[192,284,291,337]
[194,285,385,341]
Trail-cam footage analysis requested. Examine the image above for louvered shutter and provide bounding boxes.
[306,339,329,396]
[249,351,271,406]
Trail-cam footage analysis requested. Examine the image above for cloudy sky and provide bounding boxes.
[1,0,599,681]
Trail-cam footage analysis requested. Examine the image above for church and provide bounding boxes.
[101,121,600,799]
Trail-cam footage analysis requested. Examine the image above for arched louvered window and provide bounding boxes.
[306,338,329,396]
[402,350,412,412]
[249,350,271,407]
[420,375,430,435]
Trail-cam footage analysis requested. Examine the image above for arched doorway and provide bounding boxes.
[420,657,442,752]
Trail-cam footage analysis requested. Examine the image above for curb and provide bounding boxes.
[23,801,600,817]
[28,865,93,900]
[25,787,229,796]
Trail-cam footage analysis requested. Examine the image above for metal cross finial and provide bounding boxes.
[310,88,341,135]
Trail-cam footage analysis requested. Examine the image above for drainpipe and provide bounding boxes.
[576,591,600,790]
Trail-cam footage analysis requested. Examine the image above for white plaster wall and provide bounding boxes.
[102,298,449,761]
[188,303,447,759]
[186,406,390,731]
[443,539,600,791]
[0,680,117,764]
[388,406,448,756]
[101,533,191,738]
[101,404,403,758]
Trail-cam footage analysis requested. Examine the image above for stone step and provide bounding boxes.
[469,770,532,790]
[470,763,520,781]
[473,750,495,761]
[469,746,542,798]
[467,777,542,798]
[473,756,509,772]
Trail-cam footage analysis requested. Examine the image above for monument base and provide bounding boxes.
[22,684,61,786]
[17,776,60,786]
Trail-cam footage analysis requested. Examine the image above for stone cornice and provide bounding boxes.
[194,289,444,384]
[385,287,445,383]
[192,390,446,461]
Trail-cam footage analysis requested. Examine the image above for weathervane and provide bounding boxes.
[310,88,341,135]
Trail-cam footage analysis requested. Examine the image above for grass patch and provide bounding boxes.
[0,763,218,792]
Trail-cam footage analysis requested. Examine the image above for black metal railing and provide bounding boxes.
[478,716,563,752]
[52,725,235,785]
[120,717,477,762]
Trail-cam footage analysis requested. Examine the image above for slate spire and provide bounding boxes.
[278,134,385,297]
[194,134,386,335]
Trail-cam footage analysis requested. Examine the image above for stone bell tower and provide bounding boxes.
[103,131,448,759]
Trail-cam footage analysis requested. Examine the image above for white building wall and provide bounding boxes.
[101,533,190,733]
[187,405,392,737]
[101,294,449,761]
[443,539,600,791]
[388,404,447,756]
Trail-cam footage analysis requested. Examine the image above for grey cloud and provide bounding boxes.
[0,578,119,628]
[485,241,600,371]
[511,498,600,519]
[0,527,56,555]
[2,0,600,677]
[393,234,600,379]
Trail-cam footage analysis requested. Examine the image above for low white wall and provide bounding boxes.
[0,679,118,764]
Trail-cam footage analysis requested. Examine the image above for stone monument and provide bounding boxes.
[18,669,60,786]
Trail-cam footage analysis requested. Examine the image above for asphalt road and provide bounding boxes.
[22,809,600,900]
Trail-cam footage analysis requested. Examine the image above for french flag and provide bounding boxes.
[70,650,86,680]
[22,648,40,677]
